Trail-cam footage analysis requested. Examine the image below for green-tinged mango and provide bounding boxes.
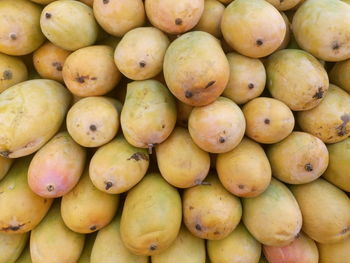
[77,233,96,263]
[0,79,71,158]
[207,223,261,263]
[91,215,148,263]
[156,127,210,188]
[61,169,119,234]
[0,156,13,181]
[318,236,350,263]
[89,135,149,194]
[163,31,229,106]
[183,174,242,240]
[152,225,206,263]
[0,232,29,263]
[243,178,302,246]
[121,80,177,150]
[30,201,85,263]
[120,173,182,256]
[329,58,350,93]
[0,53,28,93]
[16,246,32,263]
[0,157,53,234]
[290,178,350,244]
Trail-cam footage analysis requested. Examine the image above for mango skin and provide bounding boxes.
[0,157,53,234]
[0,53,28,93]
[163,31,229,106]
[207,223,261,263]
[0,232,29,263]
[121,80,177,149]
[0,79,71,158]
[30,201,85,263]
[152,225,206,263]
[176,100,193,127]
[322,138,350,192]
[0,156,13,181]
[120,173,182,256]
[266,0,301,11]
[329,58,350,93]
[28,131,86,198]
[16,246,32,263]
[318,236,350,263]
[243,178,303,247]
[183,174,242,240]
[76,233,96,263]
[290,178,350,244]
[217,137,271,198]
[91,215,148,263]
[61,169,119,234]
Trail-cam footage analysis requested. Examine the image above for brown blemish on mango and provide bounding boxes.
[305,163,313,172]
[205,80,216,89]
[336,114,350,136]
[90,225,97,231]
[9,33,17,40]
[195,224,202,231]
[175,18,183,25]
[89,124,97,132]
[52,62,62,72]
[3,70,12,80]
[149,244,157,251]
[45,13,52,19]
[105,181,113,190]
[312,87,324,99]
[248,83,255,89]
[1,223,25,232]
[0,151,11,158]
[46,185,55,192]
[127,152,149,161]
[256,39,263,46]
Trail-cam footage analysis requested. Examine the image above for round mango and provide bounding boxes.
[0,53,28,93]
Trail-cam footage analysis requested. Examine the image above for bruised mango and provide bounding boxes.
[0,156,13,181]
[0,53,28,93]
[318,236,350,263]
[329,59,350,94]
[0,232,29,263]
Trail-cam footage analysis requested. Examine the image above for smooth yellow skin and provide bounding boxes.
[163,31,229,106]
[61,170,119,234]
[115,27,169,80]
[67,97,119,147]
[77,233,96,263]
[30,202,85,263]
[221,0,286,58]
[40,0,98,51]
[194,0,225,38]
[265,0,301,11]
[120,173,182,256]
[266,49,329,111]
[207,223,261,263]
[223,52,266,105]
[0,232,29,263]
[152,225,206,263]
[318,236,350,263]
[0,79,71,158]
[183,174,242,240]
[0,157,53,234]
[292,0,350,62]
[243,97,294,144]
[329,59,350,93]
[0,53,28,93]
[0,156,13,181]
[16,246,32,263]
[89,136,149,194]
[277,12,291,50]
[267,132,329,184]
[156,127,210,188]
[63,45,121,97]
[290,179,350,244]
[146,0,204,34]
[121,80,177,149]
[243,178,303,247]
[91,216,148,263]
[217,137,271,198]
[0,0,44,56]
[93,0,145,37]
[176,100,193,127]
[322,138,350,192]
[297,84,350,144]
[189,97,246,153]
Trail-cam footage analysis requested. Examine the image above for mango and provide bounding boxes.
[267,132,329,184]
[61,169,119,234]
[318,236,350,263]
[207,223,261,263]
[77,233,96,263]
[290,178,350,244]
[120,173,182,256]
[0,53,28,93]
[176,100,193,127]
[152,225,206,263]
[121,80,177,150]
[0,157,53,234]
[0,156,13,181]
[0,232,29,263]
[163,31,229,106]
[156,127,210,188]
[329,59,350,93]
[0,79,71,158]
[30,201,85,263]
[266,0,301,11]
[243,178,302,246]
[89,135,149,194]
[40,0,98,51]
[183,174,242,240]
[188,97,246,153]
[292,0,350,61]
[297,84,350,144]
[266,49,329,111]
[221,0,286,58]
[277,12,291,50]
[91,215,148,263]
[28,131,86,198]
[16,246,32,263]
[217,137,271,198]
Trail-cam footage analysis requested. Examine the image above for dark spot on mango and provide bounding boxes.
[75,75,88,83]
[305,163,313,172]
[175,18,183,25]
[219,137,226,143]
[45,13,52,19]
[336,114,350,136]
[103,0,109,4]
[105,181,113,190]
[127,152,149,161]
[238,184,245,189]
[0,151,11,158]
[139,61,146,68]
[264,118,270,124]
[90,225,97,231]
[185,90,193,98]
[52,62,62,72]
[340,226,349,235]
[1,223,25,232]
[46,185,54,192]
[205,80,216,89]
[91,77,97,80]
[248,83,254,89]
[189,206,194,210]
[89,125,97,132]
[44,199,47,203]
[162,124,165,129]
[195,224,202,231]
[214,231,220,235]
[150,244,157,251]
[332,42,340,50]
[3,70,12,80]
[256,39,263,46]
[9,33,17,40]
[312,87,324,99]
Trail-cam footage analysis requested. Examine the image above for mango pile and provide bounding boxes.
[0,0,350,262]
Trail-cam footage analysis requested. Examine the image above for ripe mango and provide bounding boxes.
[120,173,182,256]
[0,157,53,234]
[242,178,302,246]
[290,178,350,244]
[0,79,71,158]
[0,156,13,181]
[16,246,32,263]
[30,201,85,263]
[0,232,29,263]
[0,53,28,93]
[77,233,96,263]
[318,236,350,263]
[329,59,350,93]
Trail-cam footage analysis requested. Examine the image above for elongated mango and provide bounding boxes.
[0,232,29,263]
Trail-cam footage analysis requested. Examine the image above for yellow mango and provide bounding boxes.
[0,232,29,263]
[77,233,96,263]
[329,59,350,93]
[0,156,13,181]
[318,236,350,263]
[0,53,28,93]
[16,246,32,263]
